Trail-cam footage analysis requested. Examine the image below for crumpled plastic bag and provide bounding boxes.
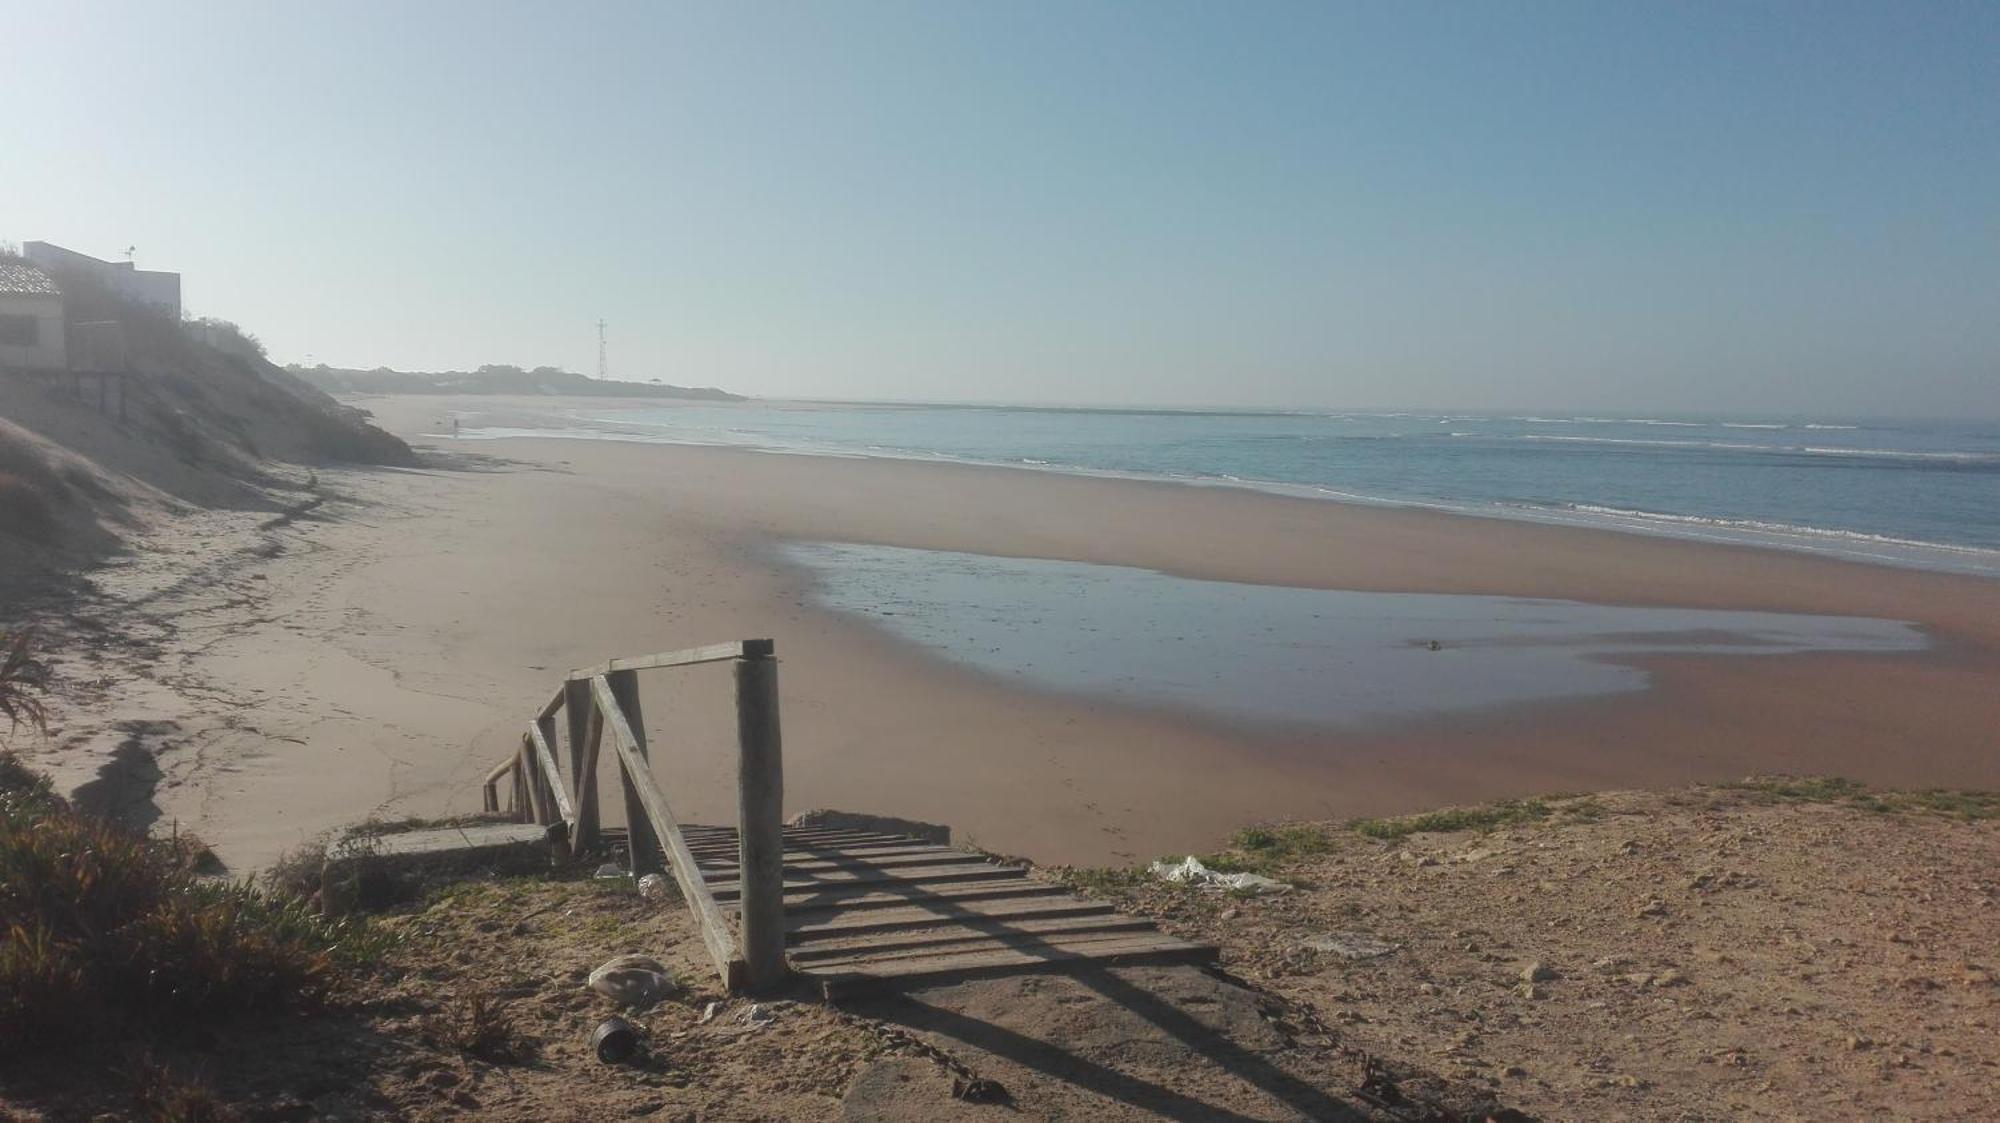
[1148,855,1289,895]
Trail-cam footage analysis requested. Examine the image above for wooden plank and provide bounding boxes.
[690,845,965,870]
[751,880,1071,916]
[564,679,592,843]
[790,915,1157,962]
[812,937,1218,999]
[574,697,603,853]
[818,931,1210,972]
[708,865,1028,902]
[683,825,918,845]
[519,741,547,824]
[683,835,953,855]
[569,639,773,681]
[706,861,1022,891]
[699,851,976,881]
[591,674,743,991]
[536,684,566,723]
[786,898,1118,942]
[334,822,553,860]
[609,669,662,878]
[685,828,919,846]
[734,652,788,993]
[683,831,935,853]
[526,724,575,826]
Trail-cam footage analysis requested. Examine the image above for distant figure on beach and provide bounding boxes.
[452,418,460,437]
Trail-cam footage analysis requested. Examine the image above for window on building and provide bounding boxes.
[0,313,38,347]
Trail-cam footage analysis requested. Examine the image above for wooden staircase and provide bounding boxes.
[682,823,1214,1000]
[484,640,1213,998]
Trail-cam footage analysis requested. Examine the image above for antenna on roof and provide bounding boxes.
[597,319,607,380]
[124,245,136,263]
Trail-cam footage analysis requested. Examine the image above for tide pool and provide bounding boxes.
[782,542,1928,730]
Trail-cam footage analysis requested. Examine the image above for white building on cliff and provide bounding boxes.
[23,241,181,320]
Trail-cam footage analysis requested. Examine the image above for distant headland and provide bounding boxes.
[290,362,743,402]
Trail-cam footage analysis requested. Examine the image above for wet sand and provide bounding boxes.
[110,395,2000,869]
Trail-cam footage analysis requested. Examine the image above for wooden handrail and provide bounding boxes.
[568,639,773,681]
[526,725,575,825]
[477,638,785,993]
[590,674,745,990]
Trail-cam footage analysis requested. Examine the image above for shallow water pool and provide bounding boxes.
[783,542,1928,730]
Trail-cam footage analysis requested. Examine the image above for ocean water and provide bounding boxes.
[451,401,2000,576]
[783,543,1929,729]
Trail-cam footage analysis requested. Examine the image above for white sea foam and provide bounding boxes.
[1560,504,2000,558]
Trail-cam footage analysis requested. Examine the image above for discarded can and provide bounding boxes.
[592,1016,640,1063]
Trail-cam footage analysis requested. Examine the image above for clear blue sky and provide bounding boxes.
[3,1,1994,415]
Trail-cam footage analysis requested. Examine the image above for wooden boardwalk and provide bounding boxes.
[680,823,1216,999]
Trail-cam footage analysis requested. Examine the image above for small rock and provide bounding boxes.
[1649,969,1688,988]
[1500,1064,1527,1078]
[1219,907,1240,921]
[1848,1035,1873,1051]
[698,1001,723,1024]
[1592,955,1633,972]
[1635,898,1668,918]
[588,954,679,1008]
[1515,983,1542,1000]
[1521,962,1558,983]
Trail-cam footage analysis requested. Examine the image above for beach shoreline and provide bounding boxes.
[45,394,2000,872]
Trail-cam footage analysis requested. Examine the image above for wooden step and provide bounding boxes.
[804,926,1198,971]
[790,914,1157,963]
[707,863,1025,901]
[694,844,969,871]
[786,897,1118,943]
[684,828,920,849]
[812,936,1219,1000]
[699,851,976,882]
[731,879,1072,917]
[684,836,936,863]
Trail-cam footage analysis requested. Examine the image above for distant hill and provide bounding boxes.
[291,364,743,402]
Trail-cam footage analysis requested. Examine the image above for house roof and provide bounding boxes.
[0,261,61,297]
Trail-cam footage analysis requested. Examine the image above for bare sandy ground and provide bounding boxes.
[1086,783,2000,1121]
[34,394,2000,872]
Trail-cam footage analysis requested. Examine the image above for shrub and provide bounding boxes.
[419,988,538,1064]
[0,627,51,739]
[131,1055,240,1123]
[1351,798,1556,840]
[0,756,376,1057]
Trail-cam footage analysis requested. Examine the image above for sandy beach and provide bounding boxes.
[52,394,2000,872]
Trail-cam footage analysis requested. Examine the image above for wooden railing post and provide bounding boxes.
[534,710,569,853]
[568,680,602,853]
[734,651,787,992]
[608,669,662,878]
[519,740,546,824]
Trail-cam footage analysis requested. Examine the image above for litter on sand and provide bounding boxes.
[1149,855,1289,895]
